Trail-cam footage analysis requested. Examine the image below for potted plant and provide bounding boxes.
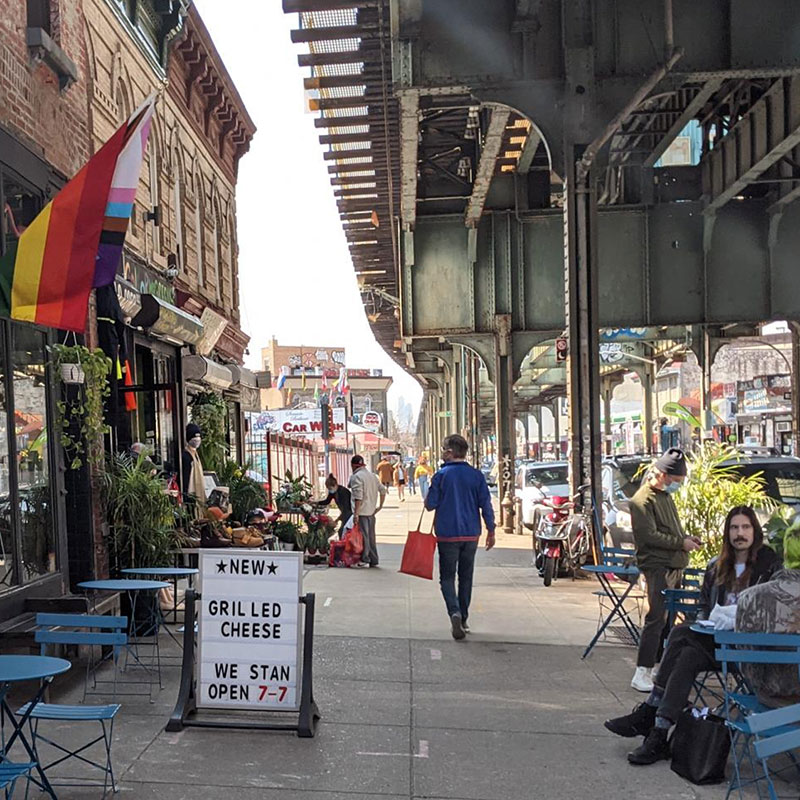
[215,460,269,522]
[274,471,313,512]
[49,343,112,470]
[188,391,228,473]
[273,519,301,551]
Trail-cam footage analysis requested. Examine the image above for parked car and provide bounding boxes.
[516,461,570,532]
[601,455,647,547]
[722,453,800,515]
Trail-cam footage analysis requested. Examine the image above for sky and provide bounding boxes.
[192,0,423,421]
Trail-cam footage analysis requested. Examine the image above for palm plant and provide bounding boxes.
[673,443,777,565]
[103,453,178,570]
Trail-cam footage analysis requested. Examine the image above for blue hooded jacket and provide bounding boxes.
[424,461,495,541]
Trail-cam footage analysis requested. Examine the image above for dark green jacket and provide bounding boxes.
[629,482,688,571]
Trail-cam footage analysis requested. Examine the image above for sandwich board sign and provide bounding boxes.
[167,549,320,736]
[197,550,302,710]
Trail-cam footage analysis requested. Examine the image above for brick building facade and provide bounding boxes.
[0,0,254,619]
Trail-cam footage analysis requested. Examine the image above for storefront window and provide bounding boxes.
[13,324,56,582]
[2,173,41,255]
[0,325,14,588]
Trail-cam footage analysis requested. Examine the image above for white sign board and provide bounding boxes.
[362,410,382,431]
[197,550,303,711]
[253,408,347,437]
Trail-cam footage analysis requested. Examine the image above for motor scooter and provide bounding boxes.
[534,493,590,586]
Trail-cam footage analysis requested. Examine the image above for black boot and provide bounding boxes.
[604,703,657,738]
[627,726,671,765]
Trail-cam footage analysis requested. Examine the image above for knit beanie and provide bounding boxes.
[654,447,687,477]
[186,423,201,440]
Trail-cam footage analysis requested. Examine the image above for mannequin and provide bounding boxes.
[181,423,206,503]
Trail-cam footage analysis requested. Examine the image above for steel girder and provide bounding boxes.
[401,200,800,342]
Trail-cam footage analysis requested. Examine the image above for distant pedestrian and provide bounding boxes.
[394,461,406,502]
[376,456,394,493]
[415,458,433,500]
[349,454,387,568]
[629,448,700,692]
[425,435,495,640]
[407,460,417,494]
[317,473,353,537]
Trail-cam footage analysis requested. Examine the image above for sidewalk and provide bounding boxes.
[24,491,776,798]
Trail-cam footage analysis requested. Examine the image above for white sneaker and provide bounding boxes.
[631,666,654,693]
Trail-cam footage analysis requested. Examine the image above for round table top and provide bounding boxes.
[121,567,199,577]
[0,655,71,683]
[78,579,171,591]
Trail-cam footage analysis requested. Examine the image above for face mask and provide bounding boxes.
[665,481,680,494]
[189,436,201,449]
[328,488,336,495]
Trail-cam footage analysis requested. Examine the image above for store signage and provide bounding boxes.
[121,257,175,304]
[362,410,382,431]
[253,408,347,436]
[197,307,229,357]
[114,278,142,319]
[197,550,303,710]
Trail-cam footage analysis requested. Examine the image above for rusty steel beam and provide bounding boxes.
[290,24,378,43]
[643,79,723,167]
[297,47,378,68]
[705,77,800,212]
[283,0,378,12]
[465,107,511,227]
[318,133,372,145]
[303,73,378,90]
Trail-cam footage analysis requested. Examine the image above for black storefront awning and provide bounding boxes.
[131,294,204,346]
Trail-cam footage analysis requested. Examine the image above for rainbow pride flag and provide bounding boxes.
[0,94,156,332]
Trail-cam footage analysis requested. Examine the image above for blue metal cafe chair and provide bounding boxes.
[16,613,128,796]
[714,630,800,799]
[749,702,800,800]
[582,546,641,658]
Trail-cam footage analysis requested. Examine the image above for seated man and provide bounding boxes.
[736,526,800,708]
[604,505,779,765]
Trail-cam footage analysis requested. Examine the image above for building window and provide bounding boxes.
[213,209,221,302]
[194,199,204,287]
[173,175,184,272]
[148,143,161,255]
[26,0,51,34]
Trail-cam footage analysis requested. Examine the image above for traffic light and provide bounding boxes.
[321,398,334,440]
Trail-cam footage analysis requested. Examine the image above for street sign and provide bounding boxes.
[197,551,303,711]
[251,408,346,437]
[362,410,382,431]
[437,411,453,418]
[555,337,568,362]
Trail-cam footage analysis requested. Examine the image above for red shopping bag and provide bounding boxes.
[344,523,364,556]
[399,512,437,580]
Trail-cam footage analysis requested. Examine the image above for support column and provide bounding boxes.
[552,398,561,458]
[642,362,655,455]
[698,327,712,438]
[564,150,602,528]
[495,314,516,533]
[602,384,612,456]
[535,406,543,457]
[791,322,800,457]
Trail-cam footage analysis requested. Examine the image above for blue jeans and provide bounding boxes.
[437,540,478,621]
[418,474,429,500]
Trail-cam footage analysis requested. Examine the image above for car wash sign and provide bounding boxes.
[197,551,303,711]
[257,408,347,437]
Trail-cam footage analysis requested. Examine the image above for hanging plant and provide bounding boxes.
[188,390,228,473]
[49,343,112,471]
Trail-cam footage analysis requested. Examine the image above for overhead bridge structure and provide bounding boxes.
[285,0,800,535]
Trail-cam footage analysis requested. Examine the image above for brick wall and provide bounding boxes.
[0,0,90,176]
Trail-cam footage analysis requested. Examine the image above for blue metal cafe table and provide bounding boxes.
[0,654,71,798]
[121,568,199,642]
[78,579,170,689]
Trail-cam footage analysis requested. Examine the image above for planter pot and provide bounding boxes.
[61,363,85,384]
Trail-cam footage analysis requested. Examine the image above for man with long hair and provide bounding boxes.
[604,505,779,765]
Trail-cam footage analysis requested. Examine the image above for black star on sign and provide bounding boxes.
[267,562,278,575]
[216,560,227,574]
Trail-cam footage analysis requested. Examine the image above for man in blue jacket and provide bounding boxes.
[425,434,496,640]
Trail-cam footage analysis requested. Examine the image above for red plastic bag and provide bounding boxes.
[399,513,437,580]
[344,523,364,556]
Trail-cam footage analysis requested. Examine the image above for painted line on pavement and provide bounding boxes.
[324,596,332,607]
[356,741,429,759]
